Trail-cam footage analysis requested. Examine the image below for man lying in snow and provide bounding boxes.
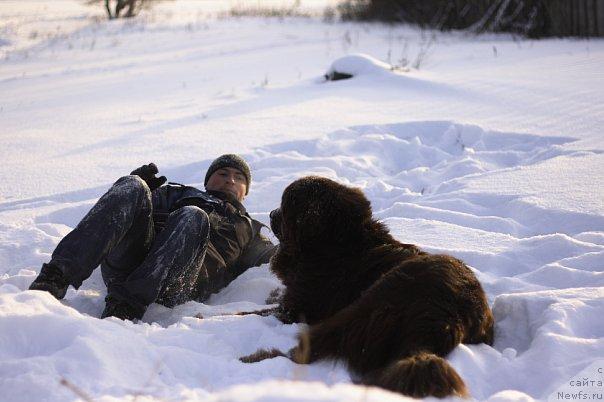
[28,154,277,321]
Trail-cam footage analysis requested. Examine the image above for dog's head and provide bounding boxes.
[270,176,372,255]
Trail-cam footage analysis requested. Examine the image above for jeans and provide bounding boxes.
[49,175,210,317]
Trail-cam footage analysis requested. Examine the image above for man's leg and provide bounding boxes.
[105,206,210,319]
[29,175,154,298]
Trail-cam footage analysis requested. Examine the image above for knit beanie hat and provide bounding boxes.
[204,154,251,195]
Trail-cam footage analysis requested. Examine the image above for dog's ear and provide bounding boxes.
[280,177,372,254]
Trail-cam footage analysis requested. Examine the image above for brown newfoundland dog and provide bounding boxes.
[241,176,494,399]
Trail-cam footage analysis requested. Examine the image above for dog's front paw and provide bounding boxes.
[240,348,287,363]
[288,346,311,364]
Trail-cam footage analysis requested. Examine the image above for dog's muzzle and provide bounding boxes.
[270,207,283,240]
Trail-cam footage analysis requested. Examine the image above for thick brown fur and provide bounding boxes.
[242,176,494,399]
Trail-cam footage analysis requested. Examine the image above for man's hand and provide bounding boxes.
[130,163,167,191]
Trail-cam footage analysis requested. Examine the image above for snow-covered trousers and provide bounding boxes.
[49,175,210,316]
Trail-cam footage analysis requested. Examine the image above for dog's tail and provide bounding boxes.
[363,352,469,399]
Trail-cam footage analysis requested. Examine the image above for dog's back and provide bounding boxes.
[300,253,493,398]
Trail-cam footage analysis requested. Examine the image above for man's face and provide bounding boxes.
[206,167,247,202]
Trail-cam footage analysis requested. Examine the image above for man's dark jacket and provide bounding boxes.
[151,183,276,301]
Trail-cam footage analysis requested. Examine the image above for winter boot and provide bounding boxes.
[28,263,70,299]
[101,297,140,321]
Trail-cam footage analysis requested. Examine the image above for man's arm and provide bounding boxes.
[238,229,278,268]
[150,183,189,233]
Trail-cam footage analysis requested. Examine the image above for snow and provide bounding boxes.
[1,1,604,401]
[325,53,395,77]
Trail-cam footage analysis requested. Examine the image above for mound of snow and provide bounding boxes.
[325,54,394,80]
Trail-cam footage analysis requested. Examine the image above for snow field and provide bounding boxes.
[1,1,604,401]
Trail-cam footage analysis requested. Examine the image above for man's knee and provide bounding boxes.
[114,175,152,196]
[176,205,209,219]
[171,206,210,235]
